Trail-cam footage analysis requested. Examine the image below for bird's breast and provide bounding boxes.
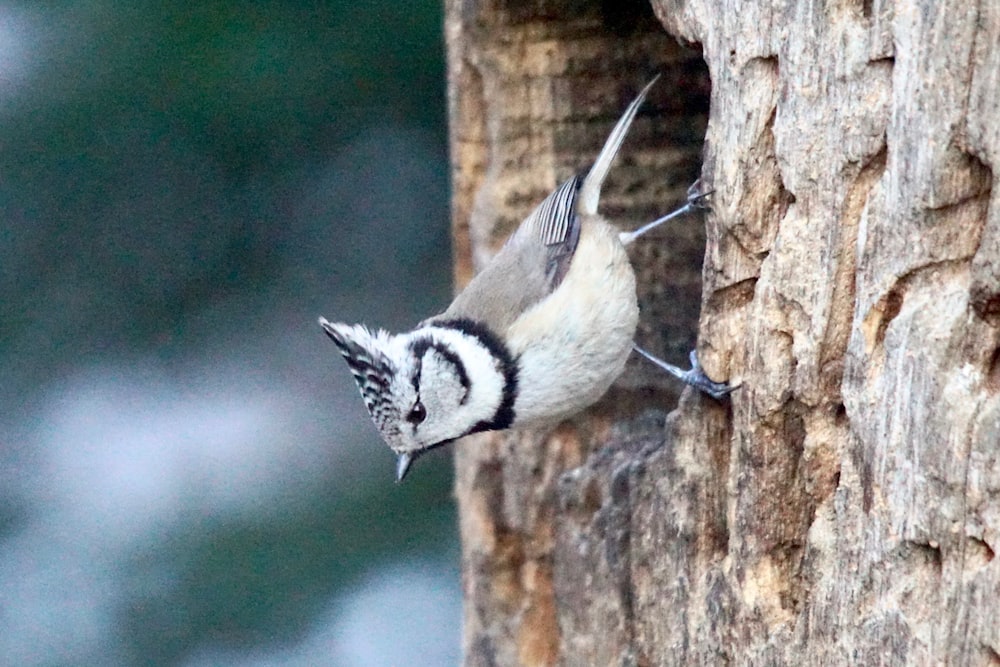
[506,217,639,425]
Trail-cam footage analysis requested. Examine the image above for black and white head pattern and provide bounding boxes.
[319,317,517,464]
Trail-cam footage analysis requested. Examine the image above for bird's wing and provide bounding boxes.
[436,176,582,333]
[510,174,583,290]
[433,77,658,334]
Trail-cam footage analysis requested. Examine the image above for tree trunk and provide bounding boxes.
[445,0,1000,665]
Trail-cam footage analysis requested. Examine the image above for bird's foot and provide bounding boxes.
[633,346,736,400]
[685,178,714,210]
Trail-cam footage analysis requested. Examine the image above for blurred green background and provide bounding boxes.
[0,1,461,665]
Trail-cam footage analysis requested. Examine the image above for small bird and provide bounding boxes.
[320,78,732,481]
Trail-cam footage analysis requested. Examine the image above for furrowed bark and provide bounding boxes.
[446,0,1000,664]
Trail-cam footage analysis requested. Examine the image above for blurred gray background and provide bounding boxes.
[0,2,460,665]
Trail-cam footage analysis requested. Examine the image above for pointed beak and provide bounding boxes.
[396,452,415,482]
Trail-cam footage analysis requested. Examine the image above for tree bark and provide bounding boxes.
[445,0,1000,665]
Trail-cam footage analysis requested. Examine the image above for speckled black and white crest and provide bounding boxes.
[319,320,400,436]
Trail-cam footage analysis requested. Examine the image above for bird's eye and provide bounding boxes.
[407,401,427,425]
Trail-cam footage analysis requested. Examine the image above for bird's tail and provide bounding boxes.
[577,76,659,217]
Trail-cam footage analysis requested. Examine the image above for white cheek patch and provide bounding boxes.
[421,349,470,409]
[401,326,509,445]
[425,328,506,423]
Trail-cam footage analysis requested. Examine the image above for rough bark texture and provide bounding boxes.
[445,0,1000,665]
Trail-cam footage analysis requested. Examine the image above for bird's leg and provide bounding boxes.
[684,177,713,210]
[633,346,736,400]
[619,178,714,246]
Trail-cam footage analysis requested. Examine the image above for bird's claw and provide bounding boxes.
[677,349,736,400]
[686,178,714,210]
[634,346,737,401]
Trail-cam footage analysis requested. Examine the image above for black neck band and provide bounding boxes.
[432,318,518,433]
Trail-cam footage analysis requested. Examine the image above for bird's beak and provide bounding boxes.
[394,439,454,482]
[396,452,415,482]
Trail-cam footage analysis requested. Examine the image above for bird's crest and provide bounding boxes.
[318,318,400,437]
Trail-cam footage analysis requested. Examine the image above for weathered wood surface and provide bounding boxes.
[445,0,1000,664]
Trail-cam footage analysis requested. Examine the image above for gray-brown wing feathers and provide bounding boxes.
[520,175,581,247]
[435,175,582,333]
[432,77,657,334]
[514,175,582,289]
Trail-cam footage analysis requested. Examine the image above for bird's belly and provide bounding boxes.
[507,222,638,425]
